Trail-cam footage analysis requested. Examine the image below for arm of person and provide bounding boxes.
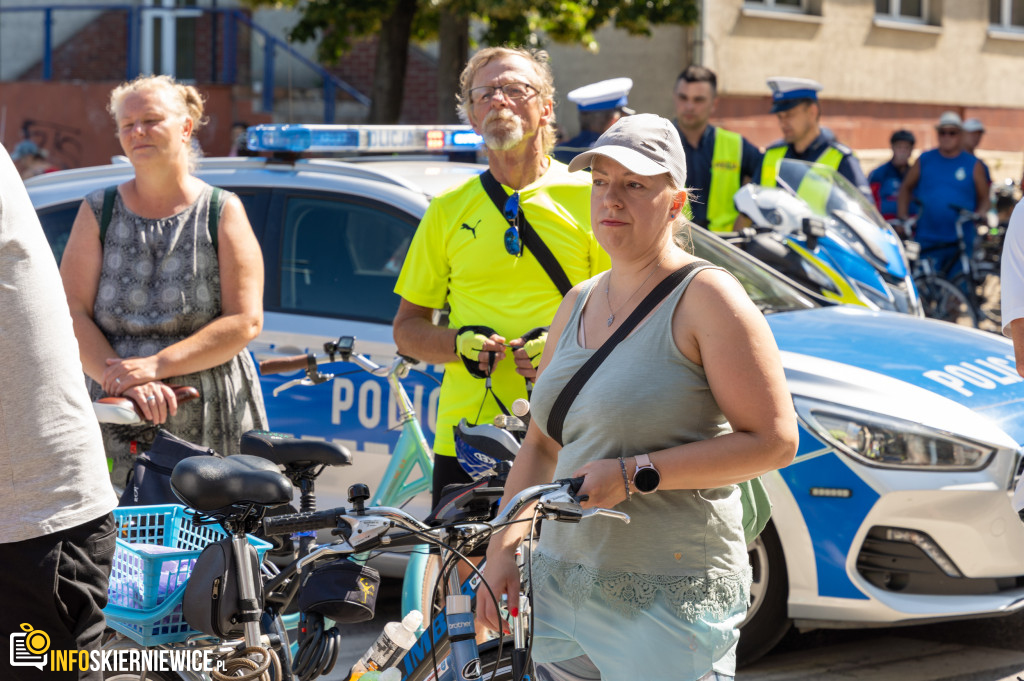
[897,161,921,222]
[60,200,121,382]
[1010,319,1024,379]
[101,194,264,394]
[478,287,578,632]
[606,269,798,495]
[393,299,508,370]
[974,161,991,216]
[840,154,873,201]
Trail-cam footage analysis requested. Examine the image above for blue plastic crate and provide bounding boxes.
[104,504,272,646]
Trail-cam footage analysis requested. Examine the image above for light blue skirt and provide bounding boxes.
[531,572,746,680]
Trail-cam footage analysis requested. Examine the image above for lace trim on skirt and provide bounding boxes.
[530,552,751,623]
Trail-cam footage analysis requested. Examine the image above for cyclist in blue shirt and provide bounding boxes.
[897,111,989,269]
[962,117,992,186]
[868,129,915,221]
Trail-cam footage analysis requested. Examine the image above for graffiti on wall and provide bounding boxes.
[14,118,83,173]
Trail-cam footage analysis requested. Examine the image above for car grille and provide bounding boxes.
[856,526,1024,595]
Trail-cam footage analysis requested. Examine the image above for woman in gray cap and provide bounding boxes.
[480,114,798,680]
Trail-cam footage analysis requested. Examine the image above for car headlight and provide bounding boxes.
[797,400,995,470]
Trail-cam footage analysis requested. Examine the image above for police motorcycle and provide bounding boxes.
[728,158,923,317]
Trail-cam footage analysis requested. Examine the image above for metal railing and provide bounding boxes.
[0,4,369,122]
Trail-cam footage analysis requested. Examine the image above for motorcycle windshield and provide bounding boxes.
[775,159,909,279]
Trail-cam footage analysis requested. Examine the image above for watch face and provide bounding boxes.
[633,466,660,493]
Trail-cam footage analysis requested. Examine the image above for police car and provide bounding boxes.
[26,124,1024,663]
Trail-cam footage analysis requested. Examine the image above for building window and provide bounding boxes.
[876,0,927,21]
[746,0,804,8]
[991,0,1024,28]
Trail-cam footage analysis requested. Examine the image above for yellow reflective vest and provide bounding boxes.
[705,128,744,232]
[760,144,845,214]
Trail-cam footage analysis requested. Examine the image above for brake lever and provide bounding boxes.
[272,373,335,397]
[584,508,630,524]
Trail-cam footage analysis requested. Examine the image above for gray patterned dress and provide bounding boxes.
[85,184,268,487]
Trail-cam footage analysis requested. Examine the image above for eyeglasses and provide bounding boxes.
[938,128,960,137]
[469,83,537,105]
[503,191,523,257]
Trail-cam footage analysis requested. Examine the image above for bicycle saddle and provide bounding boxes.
[239,430,353,467]
[170,454,294,511]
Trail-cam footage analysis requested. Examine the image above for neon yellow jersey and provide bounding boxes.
[395,159,610,456]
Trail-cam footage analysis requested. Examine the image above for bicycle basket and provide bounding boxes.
[104,504,272,646]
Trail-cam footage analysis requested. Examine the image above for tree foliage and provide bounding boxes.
[239,0,699,122]
[245,0,698,63]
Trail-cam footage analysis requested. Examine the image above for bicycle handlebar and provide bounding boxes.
[93,386,200,425]
[262,477,622,545]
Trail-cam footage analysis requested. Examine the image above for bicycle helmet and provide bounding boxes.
[890,129,915,146]
[453,419,519,481]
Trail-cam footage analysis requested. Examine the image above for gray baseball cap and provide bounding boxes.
[567,113,687,188]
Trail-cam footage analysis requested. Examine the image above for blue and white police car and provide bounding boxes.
[26,124,1024,663]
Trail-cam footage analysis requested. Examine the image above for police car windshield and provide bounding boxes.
[691,228,818,313]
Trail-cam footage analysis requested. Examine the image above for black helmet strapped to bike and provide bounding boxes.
[890,129,915,146]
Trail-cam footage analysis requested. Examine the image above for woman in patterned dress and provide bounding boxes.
[60,75,267,486]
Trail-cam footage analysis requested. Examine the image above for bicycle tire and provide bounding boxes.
[960,263,1002,327]
[479,637,536,681]
[915,275,979,327]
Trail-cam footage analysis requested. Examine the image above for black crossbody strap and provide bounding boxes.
[99,184,117,245]
[547,260,713,446]
[479,170,573,296]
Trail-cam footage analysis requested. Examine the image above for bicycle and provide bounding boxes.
[903,206,999,328]
[260,336,534,625]
[259,336,535,678]
[103,446,623,681]
[261,475,628,681]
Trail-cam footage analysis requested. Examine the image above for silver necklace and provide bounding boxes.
[604,253,669,327]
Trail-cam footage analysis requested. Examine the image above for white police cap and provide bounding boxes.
[567,77,633,112]
[766,76,823,113]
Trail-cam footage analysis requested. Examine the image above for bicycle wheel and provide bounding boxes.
[914,275,978,327]
[478,637,536,681]
[961,263,1001,327]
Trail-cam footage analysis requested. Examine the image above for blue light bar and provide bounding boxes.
[246,124,483,154]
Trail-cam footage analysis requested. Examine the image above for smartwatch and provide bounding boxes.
[632,454,661,494]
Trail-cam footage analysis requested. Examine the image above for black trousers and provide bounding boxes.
[1,512,115,681]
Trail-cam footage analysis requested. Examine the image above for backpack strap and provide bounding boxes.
[99,185,222,252]
[208,186,222,252]
[546,260,712,446]
[99,184,117,245]
[479,170,573,297]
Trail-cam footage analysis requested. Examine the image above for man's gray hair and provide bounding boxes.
[456,46,557,153]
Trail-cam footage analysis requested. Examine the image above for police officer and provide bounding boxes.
[673,65,762,232]
[552,77,633,165]
[756,77,871,199]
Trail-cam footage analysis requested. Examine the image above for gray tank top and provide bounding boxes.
[528,266,750,621]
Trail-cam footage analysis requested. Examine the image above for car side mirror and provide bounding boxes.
[802,217,826,250]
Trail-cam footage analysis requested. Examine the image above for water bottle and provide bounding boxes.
[348,610,423,678]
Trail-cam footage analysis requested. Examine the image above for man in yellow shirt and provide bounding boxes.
[393,46,609,505]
